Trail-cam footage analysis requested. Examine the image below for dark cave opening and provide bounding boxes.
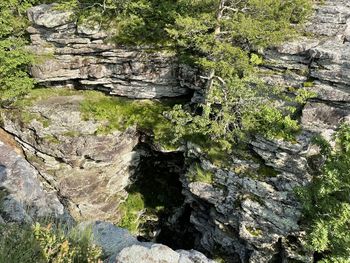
[127,142,199,250]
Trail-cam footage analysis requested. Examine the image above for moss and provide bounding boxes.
[61,130,81,137]
[187,163,214,184]
[43,135,60,144]
[118,193,145,234]
[303,81,314,87]
[246,226,263,237]
[250,53,264,65]
[80,92,177,147]
[257,165,278,178]
[13,87,84,108]
[26,153,45,167]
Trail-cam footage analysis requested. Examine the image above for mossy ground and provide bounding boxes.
[9,87,181,148]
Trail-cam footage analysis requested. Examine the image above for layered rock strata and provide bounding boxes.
[2,1,349,262]
[26,4,193,99]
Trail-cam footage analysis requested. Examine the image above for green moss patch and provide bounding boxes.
[80,92,178,147]
[118,193,145,234]
[187,163,214,184]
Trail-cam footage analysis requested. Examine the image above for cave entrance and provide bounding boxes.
[123,142,197,250]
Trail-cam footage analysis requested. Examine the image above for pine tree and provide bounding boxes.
[297,124,350,262]
[0,0,38,106]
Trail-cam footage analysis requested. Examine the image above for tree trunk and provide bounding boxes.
[203,0,226,106]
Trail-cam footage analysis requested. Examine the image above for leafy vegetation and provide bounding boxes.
[118,193,145,234]
[162,0,314,156]
[297,124,350,262]
[187,163,214,184]
[80,91,177,147]
[0,0,39,106]
[0,222,102,263]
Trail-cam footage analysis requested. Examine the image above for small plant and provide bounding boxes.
[0,222,102,263]
[188,163,214,184]
[118,193,145,234]
[303,81,314,88]
[246,226,262,237]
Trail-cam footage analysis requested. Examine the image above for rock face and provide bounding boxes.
[180,0,350,262]
[26,4,192,99]
[182,135,313,262]
[79,221,214,263]
[1,92,140,222]
[0,136,68,223]
[2,0,349,262]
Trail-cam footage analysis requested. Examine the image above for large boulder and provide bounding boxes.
[79,221,214,263]
[0,135,68,223]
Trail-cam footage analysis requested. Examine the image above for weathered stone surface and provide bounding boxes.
[79,221,214,263]
[26,4,191,99]
[182,135,313,262]
[180,1,350,262]
[79,221,139,260]
[1,94,140,222]
[0,137,67,223]
[262,0,350,104]
[27,4,73,28]
[116,244,215,263]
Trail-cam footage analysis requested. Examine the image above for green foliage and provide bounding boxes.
[188,163,214,184]
[163,0,312,159]
[0,0,39,106]
[80,91,176,147]
[246,226,262,237]
[297,124,350,262]
[303,81,315,88]
[118,193,145,234]
[0,222,102,263]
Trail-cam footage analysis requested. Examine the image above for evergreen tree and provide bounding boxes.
[164,0,313,155]
[58,0,313,157]
[297,124,350,262]
[0,0,38,106]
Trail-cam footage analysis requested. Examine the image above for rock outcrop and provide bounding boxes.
[80,221,214,263]
[26,4,192,99]
[1,1,350,262]
[1,91,140,222]
[179,0,350,262]
[0,135,69,223]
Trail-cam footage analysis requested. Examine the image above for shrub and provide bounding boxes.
[118,193,145,234]
[297,124,350,262]
[0,222,102,263]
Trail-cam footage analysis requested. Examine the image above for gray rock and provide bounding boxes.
[116,244,214,263]
[79,221,139,259]
[0,138,67,223]
[27,4,73,28]
[26,4,192,99]
[1,94,140,222]
[79,221,214,263]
